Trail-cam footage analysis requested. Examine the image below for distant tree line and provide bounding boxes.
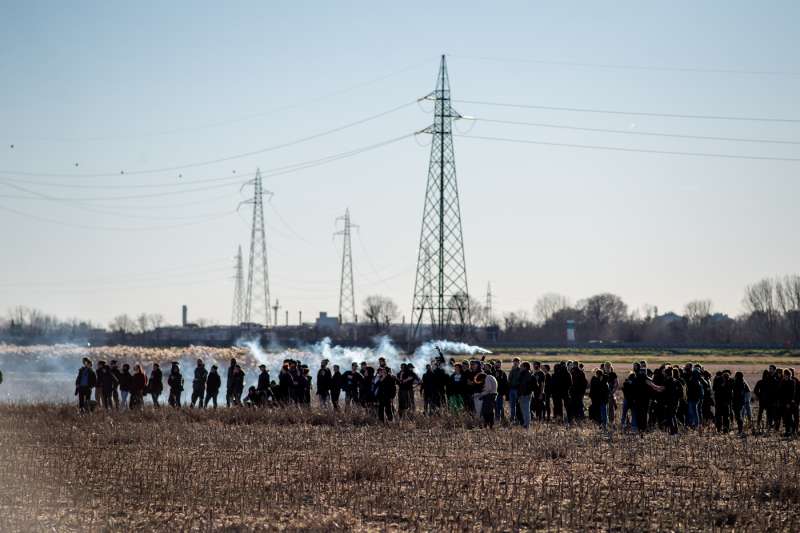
[3,275,799,347]
[492,275,800,346]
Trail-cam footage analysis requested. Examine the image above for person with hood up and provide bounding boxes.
[167,362,184,408]
[148,363,163,408]
[204,365,221,408]
[191,359,208,408]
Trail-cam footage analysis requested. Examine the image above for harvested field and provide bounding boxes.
[0,405,799,532]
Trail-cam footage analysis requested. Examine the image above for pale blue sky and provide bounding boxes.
[1,1,798,327]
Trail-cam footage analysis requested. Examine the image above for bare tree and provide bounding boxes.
[776,275,800,342]
[580,293,628,336]
[136,313,149,333]
[743,279,780,340]
[534,293,571,324]
[684,299,713,325]
[148,313,166,329]
[362,295,398,332]
[109,314,137,333]
[503,310,532,332]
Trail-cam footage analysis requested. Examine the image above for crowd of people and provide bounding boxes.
[73,355,800,436]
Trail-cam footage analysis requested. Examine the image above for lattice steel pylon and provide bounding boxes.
[411,55,470,339]
[242,169,273,326]
[335,208,358,324]
[231,245,245,325]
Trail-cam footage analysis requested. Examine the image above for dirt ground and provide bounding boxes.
[0,405,799,532]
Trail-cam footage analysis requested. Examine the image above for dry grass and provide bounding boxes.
[0,405,799,532]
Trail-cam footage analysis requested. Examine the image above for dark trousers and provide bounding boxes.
[168,390,181,408]
[481,393,497,428]
[77,386,92,412]
[150,392,161,407]
[715,405,731,433]
[191,389,205,408]
[331,389,341,410]
[553,396,564,419]
[204,391,218,408]
[378,399,394,421]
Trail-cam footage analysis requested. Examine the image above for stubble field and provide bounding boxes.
[0,405,799,532]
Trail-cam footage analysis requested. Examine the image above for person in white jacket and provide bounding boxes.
[475,372,498,428]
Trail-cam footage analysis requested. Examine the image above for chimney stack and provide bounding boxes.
[182,305,188,327]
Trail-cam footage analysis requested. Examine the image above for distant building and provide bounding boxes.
[315,312,339,332]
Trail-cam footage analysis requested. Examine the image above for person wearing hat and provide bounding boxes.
[204,365,221,409]
[256,364,272,405]
[190,359,208,408]
[167,362,184,408]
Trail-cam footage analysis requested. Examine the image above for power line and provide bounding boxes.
[455,99,800,123]
[454,133,800,162]
[8,59,434,143]
[470,117,800,145]
[0,132,414,201]
[0,202,235,231]
[449,54,800,77]
[1,101,417,178]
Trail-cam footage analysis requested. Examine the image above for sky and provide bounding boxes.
[1,1,799,328]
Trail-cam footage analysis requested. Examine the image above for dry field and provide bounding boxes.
[0,406,799,532]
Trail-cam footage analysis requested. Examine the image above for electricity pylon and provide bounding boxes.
[335,208,358,324]
[241,169,273,326]
[485,282,493,325]
[411,55,470,338]
[231,245,245,325]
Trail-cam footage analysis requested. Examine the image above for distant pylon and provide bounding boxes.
[242,169,273,326]
[231,245,245,325]
[335,208,358,324]
[485,282,493,325]
[411,55,470,338]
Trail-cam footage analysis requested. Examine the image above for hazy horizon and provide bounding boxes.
[2,1,799,327]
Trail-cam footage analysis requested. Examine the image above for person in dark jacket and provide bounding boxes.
[686,368,704,429]
[447,363,466,411]
[753,370,769,432]
[376,367,397,422]
[316,359,332,407]
[532,362,546,421]
[226,358,238,407]
[663,368,684,435]
[204,365,221,408]
[167,362,184,408]
[732,371,751,435]
[191,359,208,408]
[507,358,521,423]
[713,371,733,433]
[542,364,553,421]
[129,364,147,409]
[589,368,610,429]
[568,364,588,423]
[75,358,96,413]
[256,364,272,405]
[551,362,572,421]
[421,364,441,414]
[779,369,797,437]
[94,361,115,409]
[229,364,245,406]
[493,361,509,422]
[330,364,344,410]
[148,363,163,407]
[243,386,263,407]
[517,362,534,429]
[118,363,132,409]
[109,360,122,409]
[397,363,419,418]
[342,363,363,408]
[360,367,375,407]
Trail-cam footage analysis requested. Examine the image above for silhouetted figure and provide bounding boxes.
[75,358,96,413]
[191,359,208,408]
[148,364,163,408]
[376,367,397,422]
[118,363,132,409]
[205,365,221,408]
[256,364,272,405]
[167,362,184,408]
[316,359,332,407]
[330,364,343,410]
[129,364,147,409]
